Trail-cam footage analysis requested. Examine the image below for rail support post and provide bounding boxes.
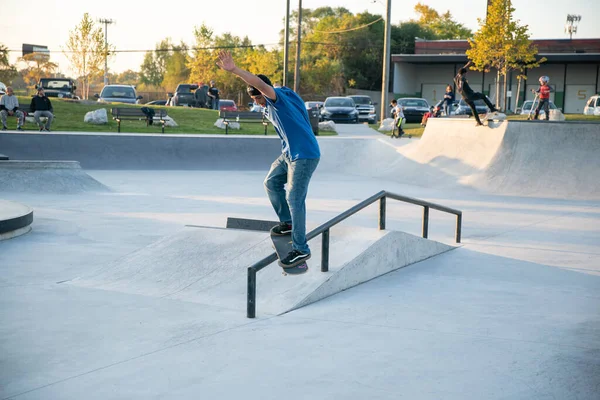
[321,229,330,272]
[379,196,386,230]
[456,213,462,243]
[422,206,429,239]
[247,268,257,318]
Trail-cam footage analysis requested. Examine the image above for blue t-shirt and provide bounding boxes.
[264,87,320,161]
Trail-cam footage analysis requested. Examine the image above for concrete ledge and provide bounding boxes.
[0,199,33,240]
[0,160,81,169]
[0,160,110,193]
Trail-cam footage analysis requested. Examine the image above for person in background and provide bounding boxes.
[195,82,209,108]
[443,84,455,116]
[455,60,499,126]
[421,106,434,127]
[532,76,553,121]
[0,87,25,131]
[216,50,320,269]
[389,99,406,139]
[30,87,54,132]
[207,80,220,110]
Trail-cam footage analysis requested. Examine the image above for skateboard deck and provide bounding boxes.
[271,234,309,275]
[480,112,506,123]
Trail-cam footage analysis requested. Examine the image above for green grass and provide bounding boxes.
[11,96,337,136]
[368,123,425,138]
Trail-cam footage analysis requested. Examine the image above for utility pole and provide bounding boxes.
[293,0,302,93]
[283,0,290,87]
[98,18,114,85]
[379,0,392,122]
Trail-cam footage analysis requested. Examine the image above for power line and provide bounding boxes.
[6,40,362,55]
[313,17,383,34]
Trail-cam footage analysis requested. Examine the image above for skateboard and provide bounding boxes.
[271,234,309,275]
[479,112,506,125]
[391,127,411,139]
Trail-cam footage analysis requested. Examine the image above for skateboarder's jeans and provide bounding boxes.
[264,154,320,254]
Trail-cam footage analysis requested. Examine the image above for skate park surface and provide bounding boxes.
[1,119,599,399]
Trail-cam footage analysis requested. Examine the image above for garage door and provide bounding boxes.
[564,85,596,113]
[420,84,450,107]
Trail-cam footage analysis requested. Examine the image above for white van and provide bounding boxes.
[583,95,600,116]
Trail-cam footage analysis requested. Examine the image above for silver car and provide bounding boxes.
[518,100,558,117]
[95,84,142,105]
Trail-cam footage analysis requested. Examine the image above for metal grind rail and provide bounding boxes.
[247,190,462,318]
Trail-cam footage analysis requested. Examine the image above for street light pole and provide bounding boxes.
[293,0,302,93]
[565,14,581,40]
[98,18,114,85]
[283,0,290,87]
[379,0,392,122]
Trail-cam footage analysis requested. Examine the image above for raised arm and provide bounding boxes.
[216,51,276,101]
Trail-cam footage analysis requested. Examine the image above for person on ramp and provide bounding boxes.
[455,60,499,126]
[532,76,553,121]
[216,50,321,269]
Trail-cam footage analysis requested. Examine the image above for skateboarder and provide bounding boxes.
[532,76,552,121]
[390,99,405,138]
[455,61,499,126]
[217,50,320,269]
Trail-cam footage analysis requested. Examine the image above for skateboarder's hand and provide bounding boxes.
[216,51,236,72]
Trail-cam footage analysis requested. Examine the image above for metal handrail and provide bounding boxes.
[247,190,462,318]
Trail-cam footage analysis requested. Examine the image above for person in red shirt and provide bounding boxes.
[532,76,553,121]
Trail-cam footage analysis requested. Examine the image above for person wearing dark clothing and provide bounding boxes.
[208,80,220,110]
[532,76,553,121]
[443,84,455,116]
[30,88,54,131]
[195,82,209,108]
[455,61,498,126]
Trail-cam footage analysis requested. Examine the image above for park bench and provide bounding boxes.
[111,107,168,133]
[19,104,52,126]
[219,111,270,135]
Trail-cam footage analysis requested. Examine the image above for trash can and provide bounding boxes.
[308,107,320,136]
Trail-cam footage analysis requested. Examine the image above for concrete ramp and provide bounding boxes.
[397,119,600,199]
[0,160,109,193]
[70,226,453,315]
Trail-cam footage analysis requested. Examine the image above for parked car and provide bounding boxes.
[36,78,78,99]
[320,97,359,123]
[305,101,324,110]
[454,99,488,117]
[396,98,430,123]
[95,85,142,104]
[219,99,238,112]
[169,84,198,107]
[583,94,600,115]
[0,81,6,95]
[146,100,168,106]
[518,100,558,117]
[346,95,377,123]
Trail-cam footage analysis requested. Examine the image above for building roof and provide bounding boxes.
[392,53,600,64]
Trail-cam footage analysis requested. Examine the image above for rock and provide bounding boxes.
[318,120,336,132]
[84,108,108,124]
[214,118,240,130]
[160,116,178,127]
[378,118,395,131]
[549,109,566,121]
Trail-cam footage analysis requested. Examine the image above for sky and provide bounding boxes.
[2,0,599,77]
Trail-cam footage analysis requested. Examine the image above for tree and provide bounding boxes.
[17,53,58,86]
[412,3,472,39]
[140,38,175,87]
[63,13,112,99]
[161,42,189,92]
[0,44,18,84]
[116,69,139,85]
[466,0,543,110]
